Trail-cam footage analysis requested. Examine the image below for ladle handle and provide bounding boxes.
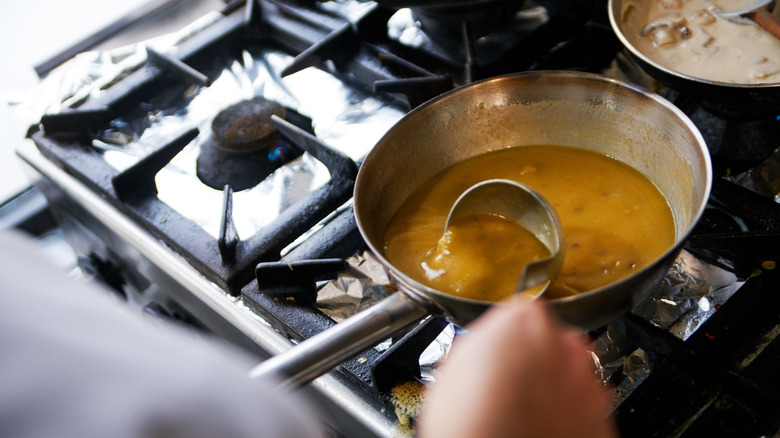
[249,292,431,388]
[747,8,780,40]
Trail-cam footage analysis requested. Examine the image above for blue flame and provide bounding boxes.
[268,144,290,163]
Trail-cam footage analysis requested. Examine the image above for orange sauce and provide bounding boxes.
[418,212,551,301]
[383,145,675,301]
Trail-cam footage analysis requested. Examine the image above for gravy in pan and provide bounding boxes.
[383,145,676,302]
[417,212,551,301]
[620,0,780,84]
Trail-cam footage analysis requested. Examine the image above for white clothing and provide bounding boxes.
[0,230,324,438]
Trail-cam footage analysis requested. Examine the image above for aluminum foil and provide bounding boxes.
[729,147,780,202]
[12,4,405,242]
[316,251,396,322]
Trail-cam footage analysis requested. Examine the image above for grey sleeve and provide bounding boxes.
[0,230,325,438]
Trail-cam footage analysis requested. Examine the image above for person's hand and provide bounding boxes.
[418,298,617,438]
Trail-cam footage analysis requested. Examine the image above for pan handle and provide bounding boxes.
[249,292,432,388]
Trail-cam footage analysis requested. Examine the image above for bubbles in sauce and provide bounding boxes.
[383,145,676,302]
[620,0,780,84]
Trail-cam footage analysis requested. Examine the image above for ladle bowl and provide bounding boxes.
[714,0,772,17]
[445,179,564,297]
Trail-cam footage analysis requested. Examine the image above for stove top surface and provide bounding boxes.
[15,1,780,436]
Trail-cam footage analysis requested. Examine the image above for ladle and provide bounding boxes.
[713,0,780,39]
[251,180,565,388]
[444,179,565,298]
[715,0,771,16]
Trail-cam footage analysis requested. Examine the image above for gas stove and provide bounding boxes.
[14,0,780,436]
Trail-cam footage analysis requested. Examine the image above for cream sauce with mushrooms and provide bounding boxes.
[621,0,780,83]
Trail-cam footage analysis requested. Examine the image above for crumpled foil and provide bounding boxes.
[316,251,396,322]
[326,247,744,391]
[728,147,780,202]
[590,250,745,406]
[9,3,404,242]
[633,250,743,339]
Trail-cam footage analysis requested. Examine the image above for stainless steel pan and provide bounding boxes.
[252,71,712,387]
[608,0,780,118]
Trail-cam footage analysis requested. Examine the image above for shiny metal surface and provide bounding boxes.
[354,71,712,330]
[714,0,772,17]
[16,140,398,438]
[250,292,430,388]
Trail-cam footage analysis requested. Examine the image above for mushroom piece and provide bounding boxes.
[689,9,717,26]
[751,56,769,65]
[660,0,683,9]
[687,28,718,55]
[622,2,638,24]
[653,28,678,45]
[640,20,672,37]
[751,63,780,80]
[640,13,688,45]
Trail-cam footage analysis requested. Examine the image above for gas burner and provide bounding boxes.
[406,0,526,43]
[380,0,599,88]
[196,97,311,191]
[379,0,572,44]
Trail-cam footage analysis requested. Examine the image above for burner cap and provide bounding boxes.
[211,97,287,151]
[196,97,302,192]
